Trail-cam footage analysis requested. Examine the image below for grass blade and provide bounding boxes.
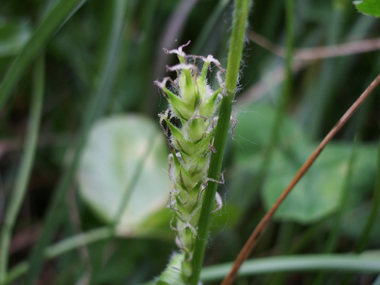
[0,0,86,111]
[200,254,380,282]
[23,1,130,283]
[2,227,113,285]
[355,139,380,253]
[0,56,44,282]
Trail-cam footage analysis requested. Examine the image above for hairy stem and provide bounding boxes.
[189,1,251,284]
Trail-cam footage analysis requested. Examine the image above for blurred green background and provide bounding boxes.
[0,0,380,284]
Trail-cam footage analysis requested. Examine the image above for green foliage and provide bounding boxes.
[78,115,171,231]
[354,0,380,17]
[233,102,378,223]
[0,18,31,57]
[1,0,380,284]
[0,0,87,110]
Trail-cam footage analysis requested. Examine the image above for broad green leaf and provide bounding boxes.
[232,102,378,223]
[354,0,380,18]
[0,19,31,57]
[78,115,171,231]
[262,143,377,223]
[233,103,309,161]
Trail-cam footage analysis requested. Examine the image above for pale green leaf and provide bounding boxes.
[78,115,171,230]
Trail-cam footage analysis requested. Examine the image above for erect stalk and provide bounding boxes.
[189,1,251,284]
[0,56,44,282]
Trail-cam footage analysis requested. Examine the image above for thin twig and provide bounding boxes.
[248,30,380,60]
[221,73,380,285]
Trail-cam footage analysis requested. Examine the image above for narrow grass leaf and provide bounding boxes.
[0,0,86,111]
[23,1,129,283]
[0,56,44,282]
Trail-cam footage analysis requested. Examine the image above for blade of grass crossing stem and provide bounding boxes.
[23,1,129,284]
[221,73,380,285]
[373,274,380,285]
[135,0,159,112]
[5,241,380,285]
[326,139,359,249]
[0,0,86,111]
[200,254,380,282]
[263,0,294,183]
[2,227,113,285]
[354,137,380,253]
[313,138,359,285]
[240,0,295,218]
[0,56,44,283]
[89,130,155,283]
[263,4,295,283]
[140,253,380,284]
[188,1,251,284]
[341,138,380,284]
[269,223,296,285]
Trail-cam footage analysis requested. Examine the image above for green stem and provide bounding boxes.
[23,1,129,283]
[0,0,86,111]
[269,222,296,285]
[189,1,251,284]
[326,140,357,253]
[262,0,294,177]
[239,0,295,214]
[355,139,380,253]
[1,227,114,285]
[0,56,45,282]
[313,139,358,285]
[341,139,380,285]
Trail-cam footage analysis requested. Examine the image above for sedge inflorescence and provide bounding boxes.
[154,42,225,280]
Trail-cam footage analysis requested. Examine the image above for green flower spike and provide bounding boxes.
[154,42,225,283]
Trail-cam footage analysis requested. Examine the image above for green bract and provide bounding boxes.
[154,42,225,282]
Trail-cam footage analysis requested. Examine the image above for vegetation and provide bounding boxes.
[0,0,379,284]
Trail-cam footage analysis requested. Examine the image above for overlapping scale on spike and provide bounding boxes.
[154,42,225,281]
